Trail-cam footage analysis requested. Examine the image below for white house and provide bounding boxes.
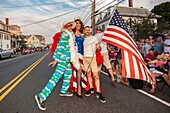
[25,34,46,48]
[0,19,11,50]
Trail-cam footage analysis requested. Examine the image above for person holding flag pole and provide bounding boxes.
[83,26,106,103]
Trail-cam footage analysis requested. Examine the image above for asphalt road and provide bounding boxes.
[0,50,170,113]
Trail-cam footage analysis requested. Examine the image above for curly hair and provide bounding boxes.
[73,19,84,33]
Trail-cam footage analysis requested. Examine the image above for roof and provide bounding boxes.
[9,25,20,28]
[117,6,160,18]
[34,35,45,41]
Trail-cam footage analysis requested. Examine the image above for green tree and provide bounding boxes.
[20,35,27,49]
[151,2,170,33]
[126,17,156,40]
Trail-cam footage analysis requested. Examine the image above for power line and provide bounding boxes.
[20,3,91,27]
[83,0,125,25]
[81,0,103,21]
[83,0,108,24]
[83,0,116,25]
[82,0,107,23]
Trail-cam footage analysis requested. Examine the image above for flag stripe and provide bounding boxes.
[132,55,139,79]
[124,50,131,77]
[128,51,135,78]
[121,50,126,78]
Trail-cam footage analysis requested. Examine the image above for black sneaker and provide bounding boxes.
[85,88,94,96]
[35,95,46,111]
[96,92,106,103]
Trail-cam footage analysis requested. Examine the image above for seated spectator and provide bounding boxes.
[144,48,156,63]
[147,52,170,94]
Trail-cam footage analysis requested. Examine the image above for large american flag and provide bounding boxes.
[102,9,153,84]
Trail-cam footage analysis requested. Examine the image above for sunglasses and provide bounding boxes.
[76,21,81,24]
[65,24,72,27]
[164,52,169,54]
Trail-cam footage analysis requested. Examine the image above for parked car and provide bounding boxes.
[0,48,14,59]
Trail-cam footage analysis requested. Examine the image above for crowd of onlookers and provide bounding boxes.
[106,33,170,94]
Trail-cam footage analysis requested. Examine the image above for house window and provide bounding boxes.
[107,8,111,16]
[32,37,34,40]
[102,24,105,31]
[7,44,9,49]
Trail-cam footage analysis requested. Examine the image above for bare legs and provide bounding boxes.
[77,67,82,96]
[108,68,115,81]
[149,71,170,93]
[87,71,100,92]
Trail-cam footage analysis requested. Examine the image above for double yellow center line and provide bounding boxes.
[0,52,49,101]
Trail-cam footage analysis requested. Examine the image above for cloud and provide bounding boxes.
[1,0,169,44]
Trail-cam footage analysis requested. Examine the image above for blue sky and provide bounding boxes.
[0,0,169,44]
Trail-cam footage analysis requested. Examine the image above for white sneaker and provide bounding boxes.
[35,95,46,111]
[59,92,73,96]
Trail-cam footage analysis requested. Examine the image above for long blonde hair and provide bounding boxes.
[156,36,163,43]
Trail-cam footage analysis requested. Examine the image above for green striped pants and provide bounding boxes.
[38,60,72,100]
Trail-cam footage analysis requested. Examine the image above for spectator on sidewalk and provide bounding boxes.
[142,39,152,57]
[164,33,170,53]
[152,36,164,54]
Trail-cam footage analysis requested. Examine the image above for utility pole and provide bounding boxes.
[91,0,96,35]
